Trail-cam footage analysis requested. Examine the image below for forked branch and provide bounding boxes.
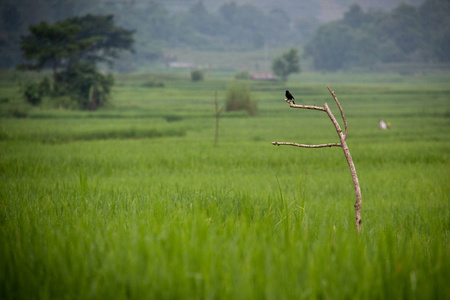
[327,86,348,140]
[273,87,362,231]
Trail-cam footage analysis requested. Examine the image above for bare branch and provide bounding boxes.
[327,86,348,140]
[324,102,362,231]
[272,141,341,148]
[274,101,338,148]
[274,87,362,231]
[285,100,326,111]
[323,103,344,139]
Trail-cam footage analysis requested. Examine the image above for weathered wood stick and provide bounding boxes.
[271,141,341,148]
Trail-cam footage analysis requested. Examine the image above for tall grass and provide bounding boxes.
[0,71,449,299]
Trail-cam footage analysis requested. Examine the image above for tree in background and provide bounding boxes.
[304,0,450,71]
[0,0,97,69]
[18,20,98,81]
[55,62,114,110]
[18,14,134,110]
[65,14,135,66]
[304,22,355,71]
[272,48,301,81]
[19,15,134,79]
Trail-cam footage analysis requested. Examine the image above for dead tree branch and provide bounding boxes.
[327,86,348,140]
[271,141,341,148]
[286,101,326,111]
[273,87,362,231]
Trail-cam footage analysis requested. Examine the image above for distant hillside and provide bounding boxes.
[164,0,424,21]
[0,0,427,71]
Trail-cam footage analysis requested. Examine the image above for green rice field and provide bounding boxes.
[0,70,449,299]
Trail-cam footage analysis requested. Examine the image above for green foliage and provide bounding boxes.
[18,14,133,110]
[190,69,204,82]
[55,62,114,110]
[234,70,251,80]
[38,76,51,95]
[20,78,52,106]
[305,0,450,71]
[51,95,80,110]
[0,71,449,299]
[304,22,355,71]
[272,48,301,81]
[18,20,98,76]
[64,14,135,66]
[21,82,42,106]
[225,82,257,116]
[19,14,134,73]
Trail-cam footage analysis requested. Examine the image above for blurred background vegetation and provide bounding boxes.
[1,0,449,73]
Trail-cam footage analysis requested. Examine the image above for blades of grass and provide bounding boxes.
[275,176,289,242]
[297,175,306,226]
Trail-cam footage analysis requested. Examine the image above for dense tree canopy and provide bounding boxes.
[20,14,134,74]
[66,14,135,65]
[304,0,450,71]
[19,21,97,79]
[18,14,134,110]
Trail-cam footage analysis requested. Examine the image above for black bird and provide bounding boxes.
[285,90,295,104]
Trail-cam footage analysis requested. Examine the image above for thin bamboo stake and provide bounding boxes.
[214,91,223,147]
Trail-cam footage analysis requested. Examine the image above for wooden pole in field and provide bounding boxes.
[272,86,362,231]
[214,91,223,147]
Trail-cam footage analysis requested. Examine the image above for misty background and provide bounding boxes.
[1,0,448,74]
